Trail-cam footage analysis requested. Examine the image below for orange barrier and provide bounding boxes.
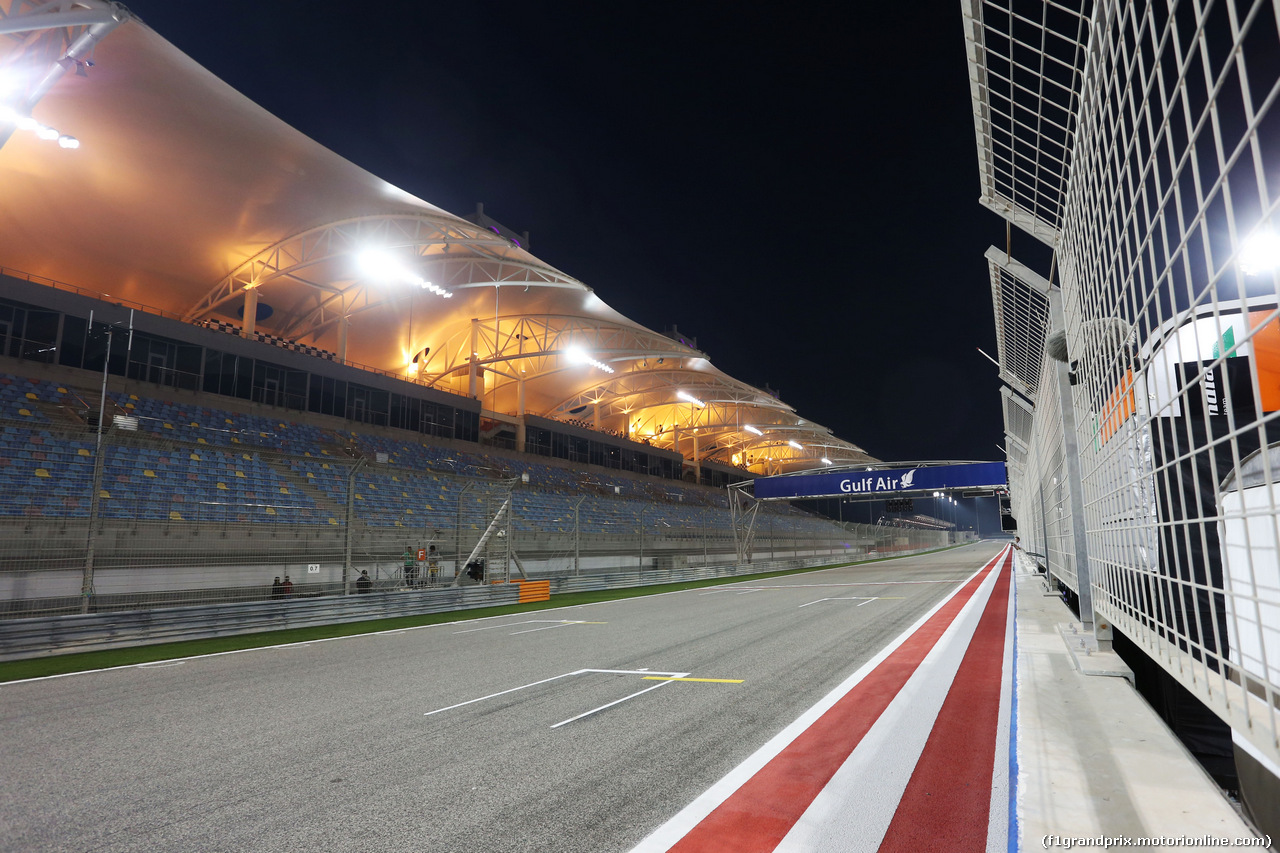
[516,580,551,603]
[488,578,551,603]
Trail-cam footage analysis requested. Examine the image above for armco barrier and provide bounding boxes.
[0,584,520,662]
[0,547,948,662]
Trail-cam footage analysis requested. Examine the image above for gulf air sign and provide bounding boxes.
[753,461,1007,500]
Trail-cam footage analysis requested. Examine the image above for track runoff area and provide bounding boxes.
[1,541,1016,852]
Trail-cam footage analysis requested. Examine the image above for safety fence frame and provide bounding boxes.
[966,0,1280,774]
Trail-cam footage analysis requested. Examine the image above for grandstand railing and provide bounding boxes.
[971,0,1280,770]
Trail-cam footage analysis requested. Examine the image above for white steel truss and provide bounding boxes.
[183,213,586,330]
[418,314,699,390]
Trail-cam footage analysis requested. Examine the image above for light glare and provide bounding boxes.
[357,249,406,281]
[677,391,705,407]
[564,346,614,373]
[1240,228,1280,276]
[357,249,449,297]
[744,425,763,435]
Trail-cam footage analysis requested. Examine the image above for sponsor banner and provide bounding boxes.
[1144,306,1280,417]
[753,461,1007,500]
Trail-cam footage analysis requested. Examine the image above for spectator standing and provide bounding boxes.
[271,577,282,600]
[427,545,440,586]
[357,570,372,594]
[403,546,419,588]
[281,575,294,598]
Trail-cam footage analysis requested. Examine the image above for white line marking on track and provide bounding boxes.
[508,622,585,635]
[453,619,574,634]
[550,680,676,729]
[797,597,879,608]
[424,671,581,716]
[423,668,689,718]
[137,661,185,668]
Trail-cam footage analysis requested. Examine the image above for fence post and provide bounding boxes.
[455,481,474,584]
[343,458,365,594]
[1049,286,1102,641]
[81,433,109,613]
[573,496,584,575]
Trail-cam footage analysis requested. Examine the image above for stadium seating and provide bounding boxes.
[0,372,847,539]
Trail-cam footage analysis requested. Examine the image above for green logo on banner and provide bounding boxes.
[1212,326,1237,359]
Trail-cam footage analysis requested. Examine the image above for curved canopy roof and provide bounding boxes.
[0,0,875,473]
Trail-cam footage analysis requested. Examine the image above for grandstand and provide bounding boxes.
[0,359,933,616]
[0,2,941,619]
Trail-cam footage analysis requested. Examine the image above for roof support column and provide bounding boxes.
[241,287,259,339]
[516,378,526,453]
[337,314,350,364]
[468,318,479,399]
[693,434,701,484]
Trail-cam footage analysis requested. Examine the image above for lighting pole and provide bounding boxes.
[82,312,133,613]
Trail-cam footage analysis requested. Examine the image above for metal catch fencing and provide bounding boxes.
[967,0,1280,770]
[0,418,947,619]
[0,544,965,662]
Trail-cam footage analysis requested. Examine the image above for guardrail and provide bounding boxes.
[0,548,951,662]
[0,584,520,662]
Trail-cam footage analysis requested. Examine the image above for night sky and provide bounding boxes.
[121,0,1025,465]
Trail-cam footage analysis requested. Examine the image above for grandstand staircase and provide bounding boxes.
[262,458,347,519]
[45,389,99,430]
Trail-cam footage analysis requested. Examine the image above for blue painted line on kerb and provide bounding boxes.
[1008,553,1021,853]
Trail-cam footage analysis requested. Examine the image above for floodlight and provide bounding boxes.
[357,249,407,282]
[677,391,705,407]
[1240,228,1280,276]
[35,125,57,140]
[16,115,37,131]
[744,425,763,435]
[57,135,79,149]
[564,346,614,373]
[357,249,450,297]
[788,440,802,450]
[821,457,832,465]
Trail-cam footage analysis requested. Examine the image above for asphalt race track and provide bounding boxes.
[1,542,1003,853]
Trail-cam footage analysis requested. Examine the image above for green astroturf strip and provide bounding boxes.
[0,545,974,683]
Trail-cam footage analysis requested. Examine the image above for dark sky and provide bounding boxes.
[121,0,1022,464]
